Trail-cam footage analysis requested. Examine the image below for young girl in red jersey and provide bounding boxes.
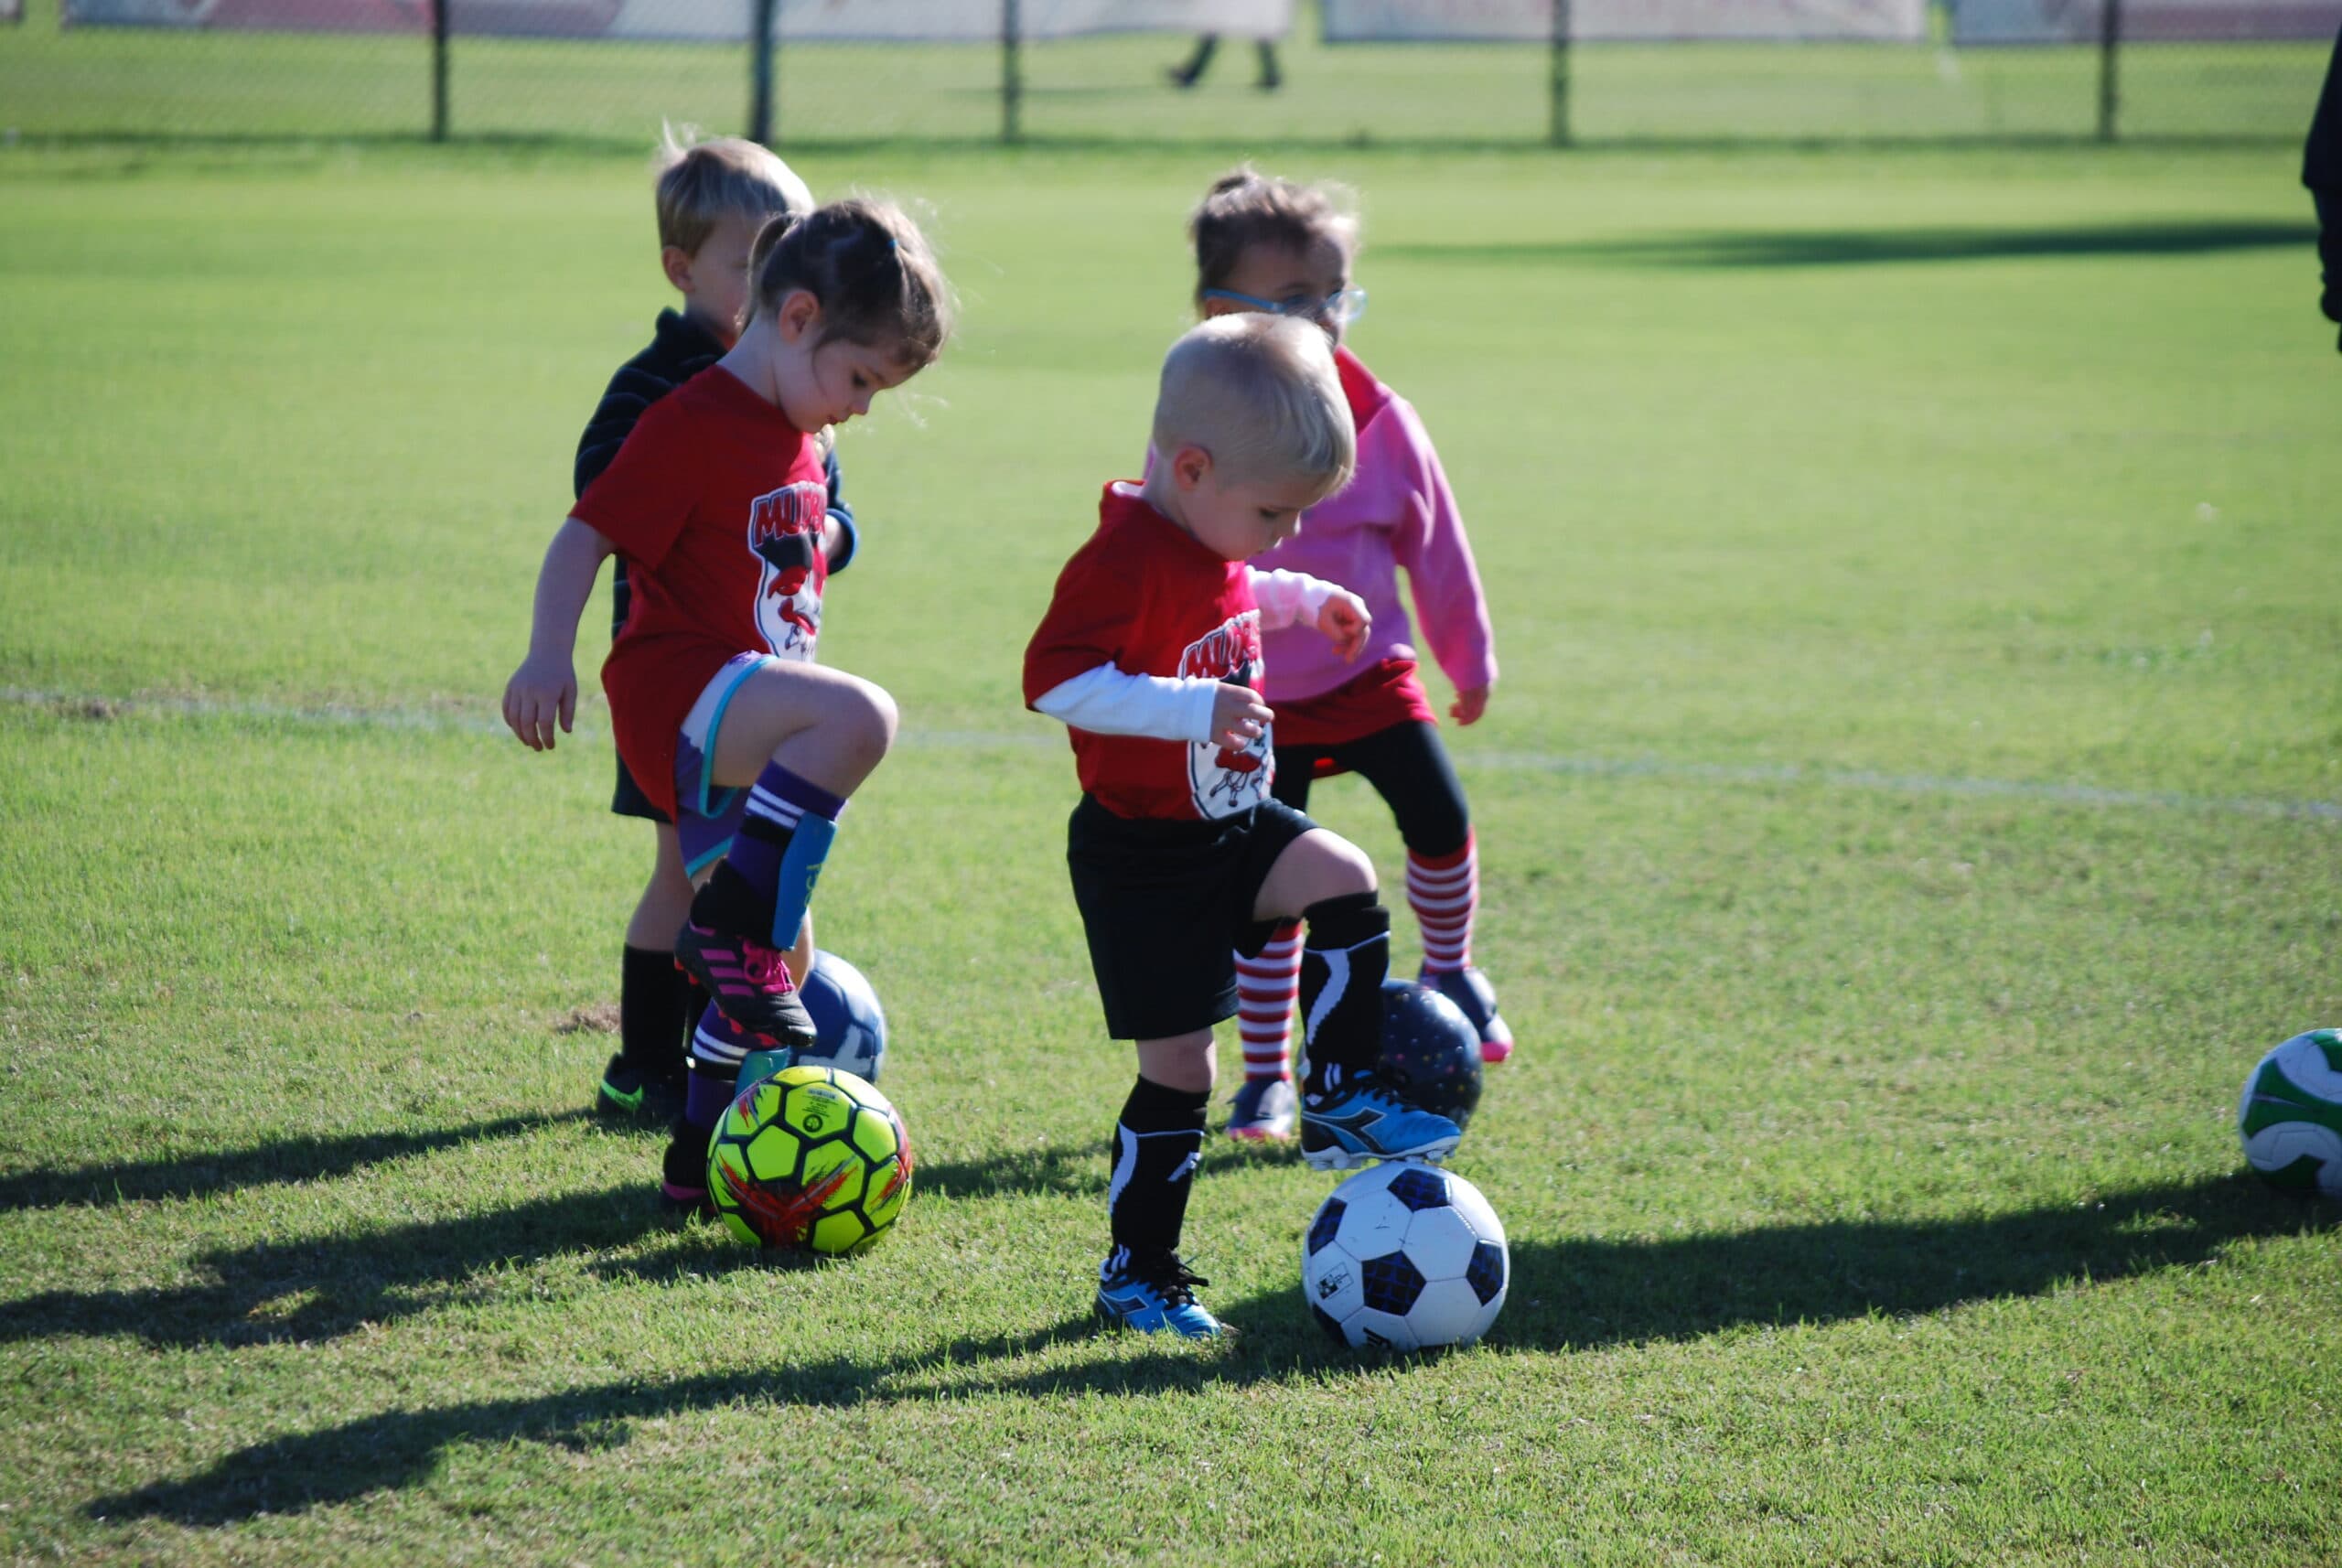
[503,199,951,1214]
[1180,168,1513,1144]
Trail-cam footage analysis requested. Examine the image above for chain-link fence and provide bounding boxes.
[0,0,2328,147]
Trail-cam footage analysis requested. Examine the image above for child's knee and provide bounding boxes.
[833,677,897,768]
[1135,1031,1217,1092]
[1307,832,1378,898]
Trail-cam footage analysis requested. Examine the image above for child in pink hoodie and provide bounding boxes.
[1184,167,1510,1142]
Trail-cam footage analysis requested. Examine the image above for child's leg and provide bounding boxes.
[604,822,699,1120]
[1254,828,1462,1168]
[664,662,895,1207]
[674,660,894,1041]
[1342,722,1511,1060]
[1094,1031,1219,1337]
[1112,1033,1215,1258]
[1252,830,1385,1090]
[1227,748,1318,1135]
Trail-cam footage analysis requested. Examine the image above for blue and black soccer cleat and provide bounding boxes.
[1093,1250,1224,1338]
[1299,1070,1462,1170]
[1423,966,1514,1065]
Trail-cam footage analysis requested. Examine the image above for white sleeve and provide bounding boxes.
[1031,663,1221,743]
[1247,567,1337,632]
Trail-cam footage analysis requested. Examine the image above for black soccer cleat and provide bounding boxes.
[658,1117,717,1224]
[596,1053,687,1127]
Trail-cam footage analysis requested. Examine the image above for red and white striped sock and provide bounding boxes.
[1234,921,1303,1081]
[1408,833,1477,976]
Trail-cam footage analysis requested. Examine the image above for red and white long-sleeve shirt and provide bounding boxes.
[1024,482,1341,822]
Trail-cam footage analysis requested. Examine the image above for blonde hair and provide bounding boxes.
[747,198,954,371]
[1153,315,1355,497]
[1188,166,1359,309]
[653,128,815,255]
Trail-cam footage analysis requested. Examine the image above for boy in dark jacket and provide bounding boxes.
[580,134,858,1125]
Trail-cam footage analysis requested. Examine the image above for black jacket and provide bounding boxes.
[575,308,859,636]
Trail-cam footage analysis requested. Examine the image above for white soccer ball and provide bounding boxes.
[1302,1162,1508,1351]
[2238,1028,2342,1198]
[795,950,886,1084]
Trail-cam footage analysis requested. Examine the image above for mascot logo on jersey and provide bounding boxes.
[1178,610,1272,820]
[747,481,828,660]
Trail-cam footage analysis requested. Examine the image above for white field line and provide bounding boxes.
[5,686,2337,823]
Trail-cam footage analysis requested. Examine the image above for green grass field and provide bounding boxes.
[2,110,2340,1566]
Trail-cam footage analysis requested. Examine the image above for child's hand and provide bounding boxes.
[503,653,576,751]
[1450,683,1492,727]
[1211,682,1273,752]
[1316,590,1371,660]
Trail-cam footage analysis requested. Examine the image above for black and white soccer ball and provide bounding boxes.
[1302,1162,1508,1351]
[795,950,886,1084]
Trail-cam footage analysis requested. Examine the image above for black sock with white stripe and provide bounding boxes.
[1104,1076,1210,1267]
[1297,893,1391,1100]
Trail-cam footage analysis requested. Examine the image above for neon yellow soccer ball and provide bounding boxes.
[708,1065,914,1255]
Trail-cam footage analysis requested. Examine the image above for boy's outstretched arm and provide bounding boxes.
[1250,568,1371,661]
[503,517,617,752]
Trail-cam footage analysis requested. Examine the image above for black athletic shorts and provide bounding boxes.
[1066,793,1316,1041]
[612,754,670,823]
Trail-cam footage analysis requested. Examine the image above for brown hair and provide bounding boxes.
[1188,166,1359,308]
[746,198,953,370]
[652,129,814,255]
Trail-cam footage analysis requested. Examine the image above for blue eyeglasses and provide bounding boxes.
[1202,286,1369,327]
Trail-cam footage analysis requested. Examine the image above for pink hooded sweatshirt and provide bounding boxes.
[1252,347,1497,706]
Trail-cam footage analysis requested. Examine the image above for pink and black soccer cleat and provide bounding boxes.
[1424,966,1514,1065]
[673,923,817,1051]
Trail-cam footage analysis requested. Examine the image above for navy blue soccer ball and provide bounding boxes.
[1378,980,1483,1132]
[796,950,887,1084]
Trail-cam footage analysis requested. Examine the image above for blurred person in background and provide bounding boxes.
[2308,27,2341,351]
[1167,31,1282,91]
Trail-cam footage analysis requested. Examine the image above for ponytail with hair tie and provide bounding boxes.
[743,195,953,367]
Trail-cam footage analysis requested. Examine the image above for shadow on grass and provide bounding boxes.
[0,1181,665,1350]
[86,1174,2331,1525]
[912,1136,1272,1202]
[1379,219,2318,270]
[0,1109,595,1212]
[0,1129,1263,1339]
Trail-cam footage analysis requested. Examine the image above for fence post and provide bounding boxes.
[430,0,449,142]
[748,0,779,145]
[2096,0,2122,143]
[1549,0,1571,147]
[1002,0,1023,145]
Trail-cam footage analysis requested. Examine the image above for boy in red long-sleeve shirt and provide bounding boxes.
[1024,315,1464,1338]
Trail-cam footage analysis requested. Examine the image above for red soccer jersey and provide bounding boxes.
[1023,483,1275,822]
[573,366,829,819]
